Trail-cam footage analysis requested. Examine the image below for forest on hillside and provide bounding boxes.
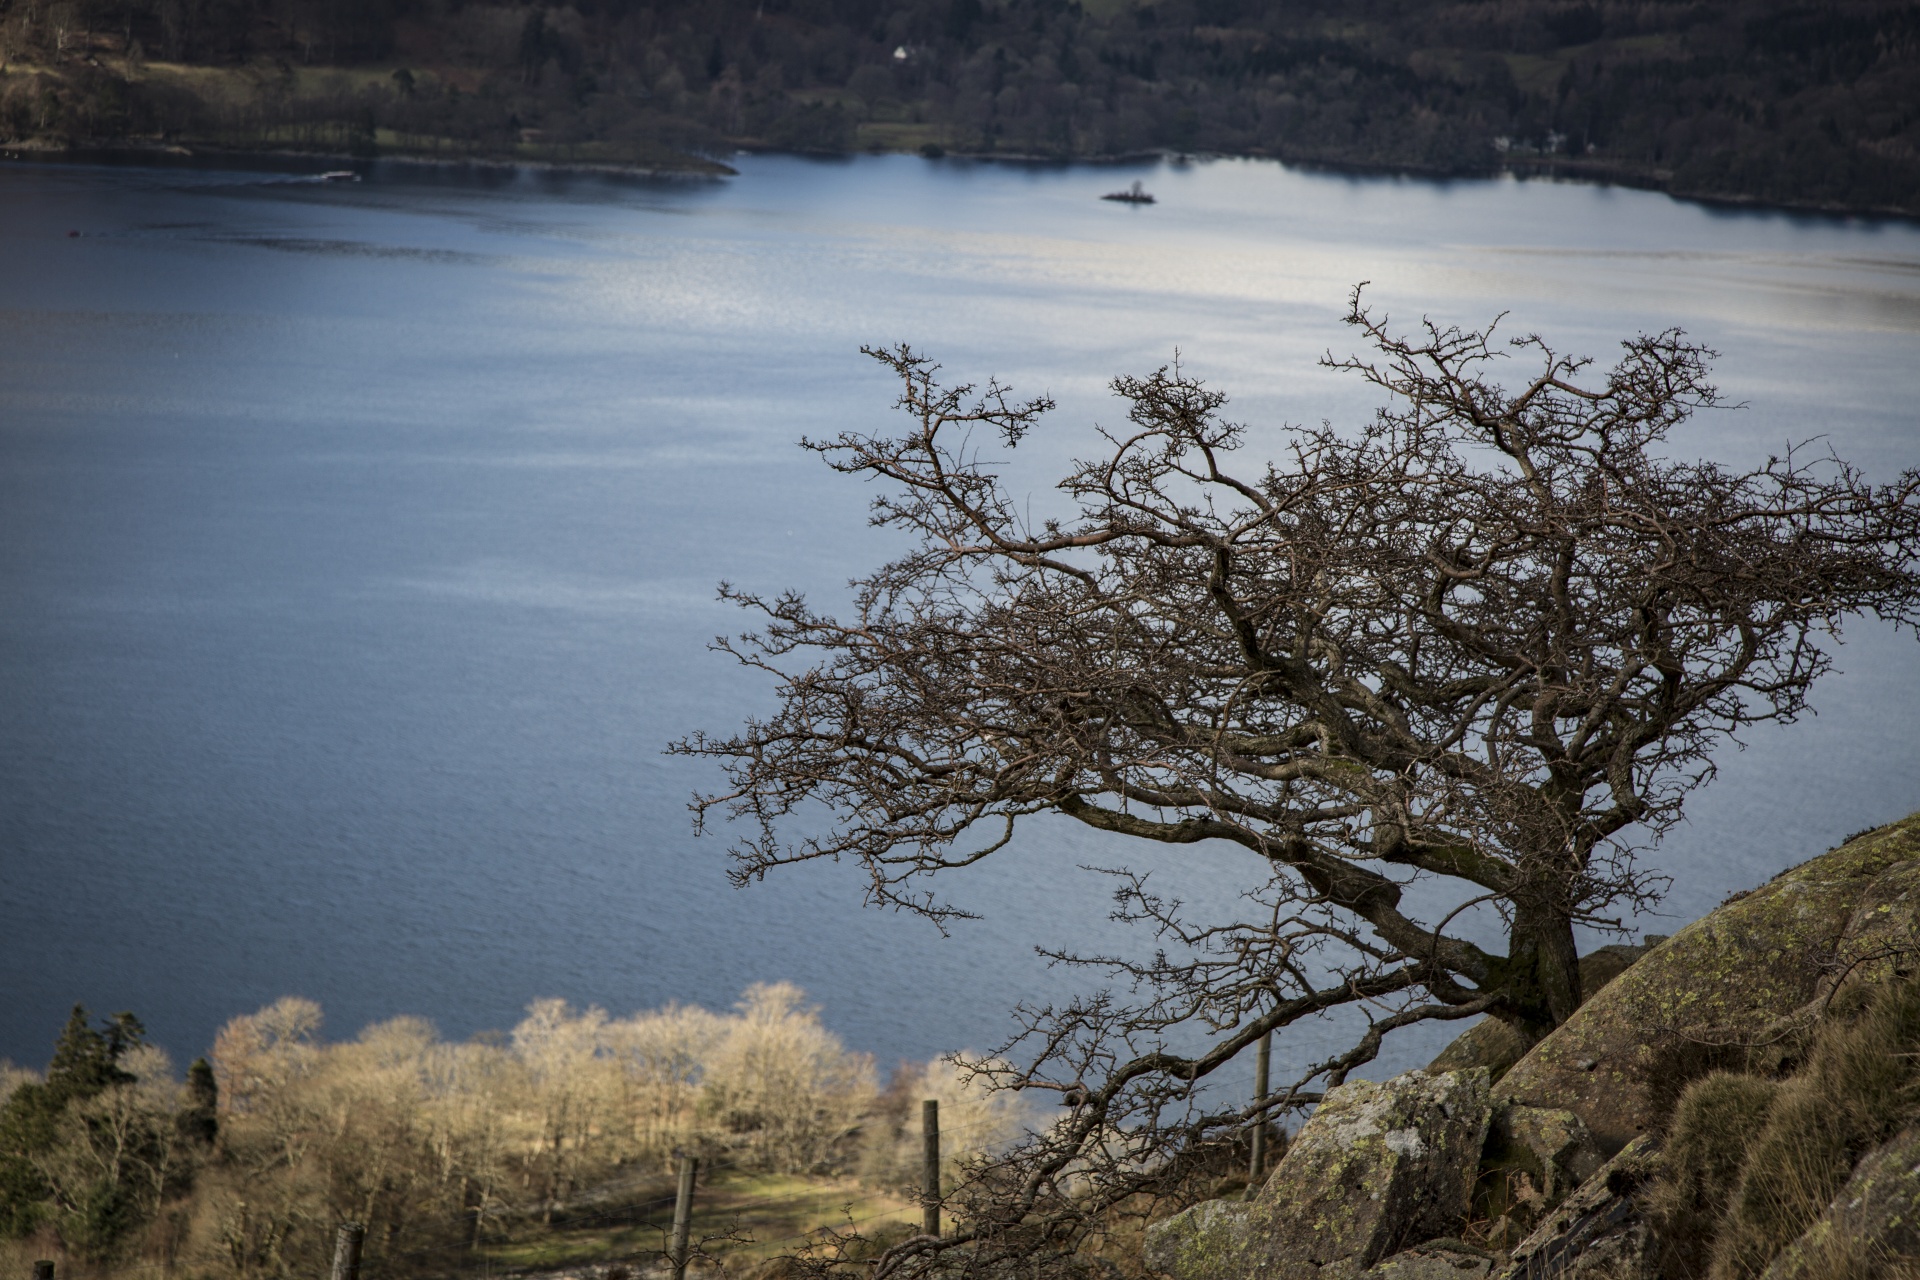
[0,0,1916,216]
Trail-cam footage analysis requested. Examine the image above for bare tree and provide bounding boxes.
[701,982,878,1173]
[673,289,1920,1274]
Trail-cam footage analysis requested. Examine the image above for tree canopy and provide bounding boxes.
[677,291,1920,1273]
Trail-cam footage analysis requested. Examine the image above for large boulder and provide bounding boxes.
[1493,1135,1662,1280]
[1761,1124,1920,1280]
[1145,1068,1493,1280]
[1499,816,1920,1152]
[1425,943,1659,1083]
[1143,1200,1254,1280]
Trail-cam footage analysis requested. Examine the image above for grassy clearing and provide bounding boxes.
[1500,53,1568,98]
[855,121,946,152]
[481,1170,920,1273]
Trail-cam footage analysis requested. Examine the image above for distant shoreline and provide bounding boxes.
[1,135,737,178]
[8,135,1917,226]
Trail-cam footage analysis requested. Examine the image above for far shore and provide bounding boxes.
[7,132,1918,225]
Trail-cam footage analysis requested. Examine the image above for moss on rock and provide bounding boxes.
[1499,816,1920,1153]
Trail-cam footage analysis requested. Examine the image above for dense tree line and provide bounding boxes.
[0,0,1914,210]
[0,987,1028,1279]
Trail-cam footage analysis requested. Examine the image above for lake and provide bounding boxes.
[2,152,1917,1094]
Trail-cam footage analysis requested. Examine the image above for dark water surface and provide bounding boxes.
[3,153,1918,1088]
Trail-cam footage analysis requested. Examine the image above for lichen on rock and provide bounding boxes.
[1143,1069,1493,1280]
[1498,815,1920,1153]
[1142,1198,1255,1280]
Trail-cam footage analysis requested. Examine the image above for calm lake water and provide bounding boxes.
[2,152,1918,1090]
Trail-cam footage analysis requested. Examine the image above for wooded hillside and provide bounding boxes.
[2,1,1915,227]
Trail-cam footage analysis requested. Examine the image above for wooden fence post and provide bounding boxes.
[671,1151,699,1280]
[1247,1029,1272,1199]
[330,1223,365,1280]
[922,1098,941,1238]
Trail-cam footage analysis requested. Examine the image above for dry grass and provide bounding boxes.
[1648,979,1920,1280]
[480,1170,920,1274]
[1711,981,1920,1280]
[1649,1072,1778,1279]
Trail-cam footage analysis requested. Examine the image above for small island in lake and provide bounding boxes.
[1102,180,1155,205]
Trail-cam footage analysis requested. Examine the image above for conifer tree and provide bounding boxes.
[0,1007,145,1239]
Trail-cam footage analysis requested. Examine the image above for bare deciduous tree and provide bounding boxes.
[701,982,877,1174]
[674,290,1920,1274]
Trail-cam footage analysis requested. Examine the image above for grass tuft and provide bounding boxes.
[1710,980,1920,1280]
[1646,978,1920,1280]
[1650,1072,1778,1279]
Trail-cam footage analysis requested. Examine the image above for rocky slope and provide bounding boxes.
[1146,813,1920,1280]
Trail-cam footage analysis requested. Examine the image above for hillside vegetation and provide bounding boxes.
[10,820,1920,1280]
[1,0,1915,213]
[1138,816,1920,1280]
[0,983,1029,1280]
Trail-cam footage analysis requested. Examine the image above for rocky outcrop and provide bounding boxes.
[1146,817,1920,1280]
[1364,1241,1494,1280]
[1144,1069,1493,1280]
[1759,1124,1920,1280]
[1499,815,1920,1152]
[1491,1106,1605,1207]
[1495,1135,1662,1280]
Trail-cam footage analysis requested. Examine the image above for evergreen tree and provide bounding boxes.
[0,1006,145,1238]
[177,1057,219,1147]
